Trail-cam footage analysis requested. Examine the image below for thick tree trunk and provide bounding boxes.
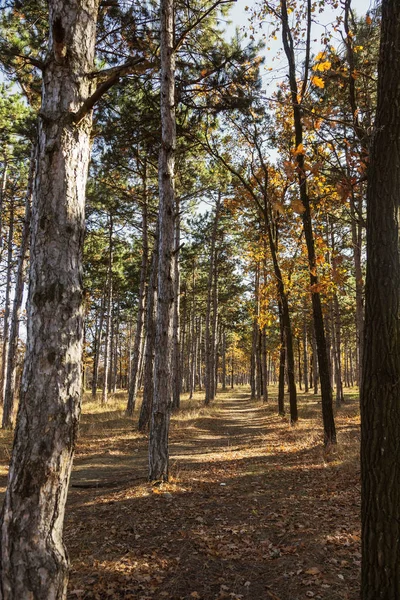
[361,1,400,596]
[2,148,35,430]
[127,187,148,415]
[149,0,176,481]
[0,2,98,597]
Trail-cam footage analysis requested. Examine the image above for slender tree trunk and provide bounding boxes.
[102,215,113,405]
[139,238,158,433]
[149,0,176,481]
[0,3,98,597]
[2,148,35,430]
[189,265,196,399]
[302,312,309,393]
[205,194,221,404]
[222,328,227,391]
[0,198,14,406]
[127,185,148,415]
[261,326,268,402]
[0,160,7,250]
[197,317,202,391]
[172,197,181,409]
[281,0,336,444]
[350,193,364,387]
[92,291,105,399]
[278,302,285,416]
[361,2,400,595]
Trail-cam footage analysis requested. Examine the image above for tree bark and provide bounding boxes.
[149,0,176,481]
[0,2,98,597]
[361,1,400,596]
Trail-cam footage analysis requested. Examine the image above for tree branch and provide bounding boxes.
[174,0,236,52]
[74,58,153,124]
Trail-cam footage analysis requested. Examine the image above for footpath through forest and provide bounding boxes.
[0,388,361,600]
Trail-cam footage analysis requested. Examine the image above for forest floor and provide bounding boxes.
[0,386,361,600]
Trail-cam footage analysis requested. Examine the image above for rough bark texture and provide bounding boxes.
[149,0,176,481]
[0,2,98,598]
[361,1,400,596]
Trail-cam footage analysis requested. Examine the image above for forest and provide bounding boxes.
[0,0,398,598]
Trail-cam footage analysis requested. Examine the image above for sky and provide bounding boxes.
[225,0,375,93]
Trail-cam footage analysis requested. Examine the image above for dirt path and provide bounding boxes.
[64,388,360,600]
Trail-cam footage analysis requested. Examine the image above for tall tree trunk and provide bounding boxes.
[281,0,336,445]
[127,183,148,415]
[172,196,181,409]
[302,311,309,393]
[102,215,113,405]
[0,197,14,406]
[261,326,268,403]
[0,160,7,249]
[149,0,176,481]
[278,301,285,416]
[361,1,400,596]
[205,194,221,405]
[264,211,297,421]
[2,148,35,430]
[91,290,105,399]
[0,2,98,597]
[139,238,158,433]
[222,328,227,391]
[197,317,202,391]
[350,192,364,387]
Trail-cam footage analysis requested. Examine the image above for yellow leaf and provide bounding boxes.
[311,75,325,89]
[313,60,331,72]
[294,143,305,155]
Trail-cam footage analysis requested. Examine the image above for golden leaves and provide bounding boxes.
[313,60,331,72]
[294,143,305,155]
[311,75,325,89]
